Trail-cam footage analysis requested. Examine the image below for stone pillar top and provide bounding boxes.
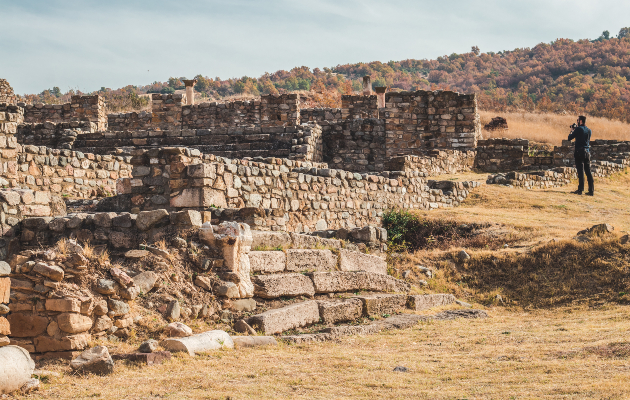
[374,86,387,94]
[183,79,197,87]
[362,76,372,95]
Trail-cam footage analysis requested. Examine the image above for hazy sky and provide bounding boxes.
[2,0,629,94]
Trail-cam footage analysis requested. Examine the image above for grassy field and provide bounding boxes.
[27,305,630,399]
[480,110,630,145]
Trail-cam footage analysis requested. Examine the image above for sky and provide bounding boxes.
[2,0,630,95]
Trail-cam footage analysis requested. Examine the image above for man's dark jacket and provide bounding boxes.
[568,126,592,150]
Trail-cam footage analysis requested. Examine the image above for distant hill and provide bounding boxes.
[25,28,630,122]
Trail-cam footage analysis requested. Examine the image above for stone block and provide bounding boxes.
[316,298,363,324]
[356,294,407,317]
[251,230,291,249]
[249,251,286,273]
[33,333,90,353]
[247,300,320,335]
[0,317,9,336]
[285,249,337,272]
[407,294,457,311]
[232,336,278,348]
[169,210,202,227]
[170,188,227,208]
[252,273,315,299]
[0,278,9,303]
[135,209,169,231]
[45,298,81,313]
[57,313,93,334]
[338,249,387,275]
[290,233,342,250]
[111,351,172,366]
[6,314,48,337]
[309,271,410,294]
[160,330,233,356]
[32,262,64,282]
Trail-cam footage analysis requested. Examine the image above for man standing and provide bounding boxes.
[568,115,594,196]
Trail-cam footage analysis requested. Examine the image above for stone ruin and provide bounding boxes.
[0,76,626,384]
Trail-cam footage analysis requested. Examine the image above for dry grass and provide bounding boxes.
[26,306,630,399]
[480,110,630,145]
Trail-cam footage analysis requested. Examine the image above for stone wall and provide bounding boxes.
[151,93,184,131]
[21,95,107,131]
[475,138,528,172]
[300,108,342,125]
[341,95,378,120]
[384,90,479,157]
[290,124,323,162]
[114,147,483,233]
[0,79,17,105]
[323,118,386,172]
[0,104,23,135]
[385,149,477,176]
[260,94,300,128]
[553,140,630,168]
[107,111,152,132]
[181,100,260,130]
[17,121,97,149]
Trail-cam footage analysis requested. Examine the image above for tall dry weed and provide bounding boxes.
[480,111,630,145]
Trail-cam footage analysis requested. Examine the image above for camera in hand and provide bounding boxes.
[570,123,577,130]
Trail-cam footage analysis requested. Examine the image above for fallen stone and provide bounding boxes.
[455,300,472,308]
[172,237,187,248]
[66,239,84,254]
[136,209,169,231]
[234,319,257,335]
[70,346,114,375]
[57,313,93,334]
[338,249,387,275]
[356,294,407,317]
[170,210,202,227]
[458,250,470,261]
[124,250,149,260]
[110,267,134,287]
[216,281,240,298]
[0,346,35,395]
[164,322,192,337]
[232,336,278,348]
[253,273,315,299]
[32,262,64,282]
[407,294,457,311]
[194,275,212,291]
[316,294,358,319]
[249,251,286,273]
[19,378,39,394]
[111,351,171,366]
[621,234,630,245]
[285,249,337,272]
[588,223,614,235]
[165,300,180,321]
[0,262,10,277]
[160,330,234,356]
[107,299,130,317]
[120,285,140,300]
[309,271,410,294]
[95,279,118,295]
[230,298,256,312]
[133,271,158,294]
[138,339,159,353]
[393,366,408,372]
[248,301,319,335]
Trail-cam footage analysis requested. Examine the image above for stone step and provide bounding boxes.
[316,299,363,325]
[356,294,408,317]
[309,271,410,294]
[338,249,387,275]
[407,294,456,311]
[247,300,320,335]
[252,273,315,299]
[285,249,337,272]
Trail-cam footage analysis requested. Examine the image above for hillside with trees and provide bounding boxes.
[21,27,630,122]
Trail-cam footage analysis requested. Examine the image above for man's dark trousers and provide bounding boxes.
[575,148,594,193]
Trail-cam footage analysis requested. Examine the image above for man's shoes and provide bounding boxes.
[586,191,594,196]
[572,190,583,195]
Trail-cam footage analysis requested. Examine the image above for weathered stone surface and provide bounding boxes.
[407,294,457,311]
[285,249,336,272]
[356,294,407,317]
[120,285,140,300]
[309,271,410,294]
[232,336,278,348]
[32,262,64,282]
[230,298,256,312]
[216,282,239,298]
[290,233,342,250]
[251,230,291,249]
[170,188,227,208]
[70,346,114,375]
[95,279,117,295]
[249,251,286,273]
[234,319,257,335]
[6,314,48,337]
[0,278,9,303]
[107,299,129,317]
[124,249,149,259]
[111,351,171,365]
[138,339,159,353]
[0,346,35,395]
[0,317,9,336]
[253,273,315,299]
[212,222,254,298]
[194,275,212,291]
[135,209,169,231]
[34,333,90,353]
[164,322,192,337]
[338,249,387,275]
[170,210,202,227]
[57,313,93,334]
[160,330,234,356]
[248,301,320,335]
[110,267,134,287]
[91,316,113,333]
[0,262,10,277]
[165,300,180,321]
[316,299,363,324]
[45,298,81,313]
[133,271,158,293]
